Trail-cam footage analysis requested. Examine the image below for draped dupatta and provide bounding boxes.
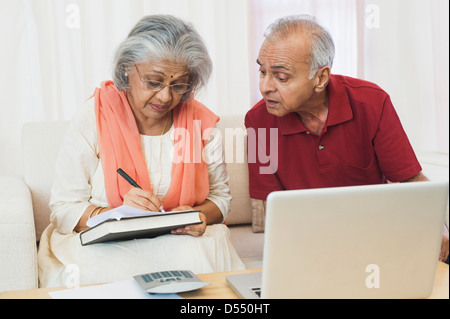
[94,81,219,210]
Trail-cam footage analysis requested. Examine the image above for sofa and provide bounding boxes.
[0,115,263,293]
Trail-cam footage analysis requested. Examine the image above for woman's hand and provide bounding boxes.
[75,205,112,233]
[170,206,207,237]
[123,187,164,211]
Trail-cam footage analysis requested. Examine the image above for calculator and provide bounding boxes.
[133,270,210,294]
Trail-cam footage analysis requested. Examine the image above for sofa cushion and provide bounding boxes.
[217,115,252,225]
[229,225,264,269]
[22,121,70,240]
[0,177,38,292]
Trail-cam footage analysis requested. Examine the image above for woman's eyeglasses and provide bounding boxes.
[134,65,191,95]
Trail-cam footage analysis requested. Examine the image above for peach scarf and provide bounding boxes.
[94,81,219,210]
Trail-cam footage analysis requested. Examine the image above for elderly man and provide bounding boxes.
[245,15,449,262]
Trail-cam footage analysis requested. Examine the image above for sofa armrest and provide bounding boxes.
[0,177,38,292]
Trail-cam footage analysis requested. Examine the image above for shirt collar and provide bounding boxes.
[278,74,354,135]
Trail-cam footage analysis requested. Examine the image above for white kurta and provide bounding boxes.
[37,98,245,288]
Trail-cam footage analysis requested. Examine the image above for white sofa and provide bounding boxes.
[0,115,263,293]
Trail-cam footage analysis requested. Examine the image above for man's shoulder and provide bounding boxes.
[247,98,267,116]
[332,74,388,97]
[331,74,391,118]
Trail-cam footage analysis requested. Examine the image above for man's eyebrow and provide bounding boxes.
[256,59,290,71]
[271,65,290,71]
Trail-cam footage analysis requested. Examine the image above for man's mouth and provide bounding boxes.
[265,99,279,107]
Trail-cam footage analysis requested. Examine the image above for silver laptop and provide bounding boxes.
[227,181,449,299]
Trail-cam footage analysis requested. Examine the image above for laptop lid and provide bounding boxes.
[261,181,448,299]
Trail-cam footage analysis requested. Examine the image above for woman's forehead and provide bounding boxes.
[137,60,189,78]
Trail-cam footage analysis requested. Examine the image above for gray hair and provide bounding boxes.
[264,15,335,78]
[113,15,212,100]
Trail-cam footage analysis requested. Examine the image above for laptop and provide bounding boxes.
[227,181,449,299]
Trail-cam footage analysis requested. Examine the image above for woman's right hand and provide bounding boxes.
[122,187,164,211]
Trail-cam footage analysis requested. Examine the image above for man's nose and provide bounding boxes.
[259,74,277,94]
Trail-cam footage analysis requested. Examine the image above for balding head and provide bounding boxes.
[264,15,335,79]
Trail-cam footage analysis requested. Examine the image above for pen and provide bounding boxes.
[117,168,141,189]
[117,168,165,212]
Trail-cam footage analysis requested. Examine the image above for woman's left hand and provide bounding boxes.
[170,206,207,237]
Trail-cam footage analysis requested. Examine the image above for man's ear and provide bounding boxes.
[314,66,331,93]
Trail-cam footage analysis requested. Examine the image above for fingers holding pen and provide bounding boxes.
[123,187,164,212]
[117,169,164,212]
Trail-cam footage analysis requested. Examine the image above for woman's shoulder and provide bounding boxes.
[66,96,98,146]
[189,99,219,124]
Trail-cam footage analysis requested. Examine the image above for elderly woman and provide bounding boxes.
[37,15,244,288]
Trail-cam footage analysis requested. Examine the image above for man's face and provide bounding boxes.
[257,35,317,117]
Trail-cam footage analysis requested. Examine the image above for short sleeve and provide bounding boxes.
[373,96,422,182]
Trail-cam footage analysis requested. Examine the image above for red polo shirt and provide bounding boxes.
[245,74,422,200]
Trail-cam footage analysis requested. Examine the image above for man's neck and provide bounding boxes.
[296,90,329,135]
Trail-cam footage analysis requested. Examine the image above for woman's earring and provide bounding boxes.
[124,72,128,77]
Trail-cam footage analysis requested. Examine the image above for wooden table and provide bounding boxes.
[1,263,448,299]
[427,262,449,299]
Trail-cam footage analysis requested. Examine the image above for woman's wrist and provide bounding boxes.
[75,205,108,233]
[87,206,106,219]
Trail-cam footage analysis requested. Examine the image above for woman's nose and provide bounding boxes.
[155,85,173,104]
